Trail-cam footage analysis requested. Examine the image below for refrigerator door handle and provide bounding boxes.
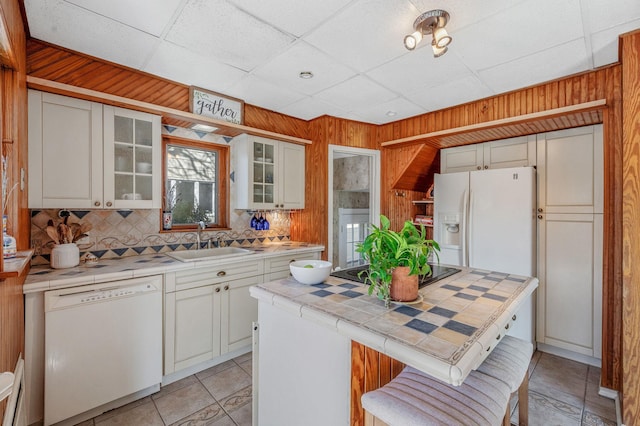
[462,190,468,267]
[468,190,474,267]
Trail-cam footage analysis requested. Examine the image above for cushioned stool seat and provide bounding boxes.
[476,335,533,425]
[361,366,512,426]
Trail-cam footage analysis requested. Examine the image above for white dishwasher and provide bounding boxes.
[44,276,162,426]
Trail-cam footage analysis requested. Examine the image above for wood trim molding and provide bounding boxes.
[26,76,313,146]
[381,99,606,148]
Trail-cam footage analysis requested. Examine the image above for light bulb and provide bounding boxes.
[433,26,452,48]
[403,30,423,50]
[432,42,448,58]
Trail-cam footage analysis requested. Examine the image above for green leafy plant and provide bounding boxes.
[356,215,440,307]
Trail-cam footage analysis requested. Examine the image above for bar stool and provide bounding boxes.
[361,366,512,426]
[476,335,533,426]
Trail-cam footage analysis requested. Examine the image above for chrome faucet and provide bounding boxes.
[196,221,207,249]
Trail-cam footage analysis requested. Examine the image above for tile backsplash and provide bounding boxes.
[30,209,292,265]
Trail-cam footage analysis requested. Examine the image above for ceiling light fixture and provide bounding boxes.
[299,71,314,79]
[403,9,452,58]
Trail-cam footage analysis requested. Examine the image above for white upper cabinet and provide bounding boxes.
[28,90,161,209]
[537,125,603,214]
[440,135,536,174]
[232,134,305,210]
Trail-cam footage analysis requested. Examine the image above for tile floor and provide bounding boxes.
[75,350,617,426]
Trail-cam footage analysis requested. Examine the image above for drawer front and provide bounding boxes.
[265,252,320,273]
[174,261,264,292]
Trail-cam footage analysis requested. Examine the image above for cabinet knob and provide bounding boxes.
[477,166,482,170]
[484,165,489,169]
[217,271,226,277]
[224,285,229,291]
[215,287,221,293]
[512,314,517,321]
[106,201,113,207]
[538,208,543,213]
[94,201,101,207]
[538,215,543,219]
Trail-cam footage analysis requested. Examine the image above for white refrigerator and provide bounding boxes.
[434,166,536,343]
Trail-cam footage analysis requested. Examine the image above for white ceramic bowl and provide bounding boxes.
[136,162,152,173]
[289,260,332,285]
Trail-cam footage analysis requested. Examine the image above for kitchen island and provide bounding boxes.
[251,266,538,426]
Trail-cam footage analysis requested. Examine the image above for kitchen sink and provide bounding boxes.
[167,247,254,262]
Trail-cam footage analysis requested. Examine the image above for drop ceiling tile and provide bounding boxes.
[228,0,352,37]
[304,0,420,72]
[65,0,184,37]
[165,0,294,72]
[583,0,640,33]
[478,38,589,95]
[314,75,398,112]
[226,75,306,112]
[406,75,494,112]
[355,97,425,124]
[280,97,348,121]
[367,47,471,97]
[144,42,247,94]
[591,19,640,67]
[454,0,584,70]
[24,0,159,69]
[252,42,356,96]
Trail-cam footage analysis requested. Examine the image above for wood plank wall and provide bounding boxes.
[621,29,640,425]
[0,0,27,422]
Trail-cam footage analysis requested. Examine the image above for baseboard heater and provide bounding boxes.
[1,356,26,426]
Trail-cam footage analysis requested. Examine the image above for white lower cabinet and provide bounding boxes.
[164,264,263,375]
[264,251,320,281]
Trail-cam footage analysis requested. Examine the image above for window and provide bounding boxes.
[164,138,228,229]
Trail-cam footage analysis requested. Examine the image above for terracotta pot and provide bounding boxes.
[390,266,419,302]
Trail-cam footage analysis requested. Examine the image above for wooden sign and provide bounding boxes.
[189,86,244,125]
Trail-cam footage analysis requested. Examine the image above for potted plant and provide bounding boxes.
[356,215,440,308]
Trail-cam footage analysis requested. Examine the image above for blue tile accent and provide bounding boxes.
[443,320,477,336]
[230,171,235,183]
[258,238,265,243]
[505,276,526,283]
[223,136,232,143]
[441,284,463,292]
[428,306,457,318]
[338,283,359,289]
[132,247,146,254]
[482,293,508,302]
[31,210,41,217]
[151,245,164,253]
[91,250,108,258]
[311,289,333,297]
[152,255,164,259]
[162,260,175,263]
[247,239,255,243]
[33,270,51,275]
[395,305,422,317]
[471,270,489,275]
[483,276,502,282]
[454,293,478,301]
[311,283,331,289]
[405,319,438,334]
[469,285,490,292]
[183,243,194,250]
[87,264,109,269]
[61,271,84,276]
[340,290,361,298]
[168,244,180,251]
[135,259,152,263]
[71,210,90,219]
[163,125,177,133]
[117,210,133,218]
[111,248,128,256]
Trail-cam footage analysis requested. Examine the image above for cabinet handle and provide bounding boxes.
[505,323,510,330]
[496,334,501,340]
[512,314,517,321]
[477,166,482,170]
[538,208,543,213]
[94,201,101,207]
[289,259,296,263]
[224,285,229,291]
[215,287,221,293]
[484,165,489,169]
[538,215,543,219]
[486,346,491,352]
[217,271,226,277]
[106,201,113,207]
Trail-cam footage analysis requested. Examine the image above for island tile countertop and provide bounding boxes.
[250,266,538,386]
[25,242,324,293]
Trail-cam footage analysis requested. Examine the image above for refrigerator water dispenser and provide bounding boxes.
[439,213,461,246]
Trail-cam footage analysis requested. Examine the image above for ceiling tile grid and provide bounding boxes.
[23,0,640,124]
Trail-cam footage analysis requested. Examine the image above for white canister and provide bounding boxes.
[50,243,80,269]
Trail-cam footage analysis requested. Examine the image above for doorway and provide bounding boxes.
[328,145,380,269]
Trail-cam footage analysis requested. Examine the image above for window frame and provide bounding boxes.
[162,136,229,231]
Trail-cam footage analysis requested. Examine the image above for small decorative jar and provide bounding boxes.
[51,243,80,269]
[2,215,16,259]
[163,211,173,230]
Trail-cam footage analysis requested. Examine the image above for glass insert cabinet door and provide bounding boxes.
[104,106,161,208]
[252,141,275,204]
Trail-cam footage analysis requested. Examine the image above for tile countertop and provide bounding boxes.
[250,266,538,386]
[24,242,324,294]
